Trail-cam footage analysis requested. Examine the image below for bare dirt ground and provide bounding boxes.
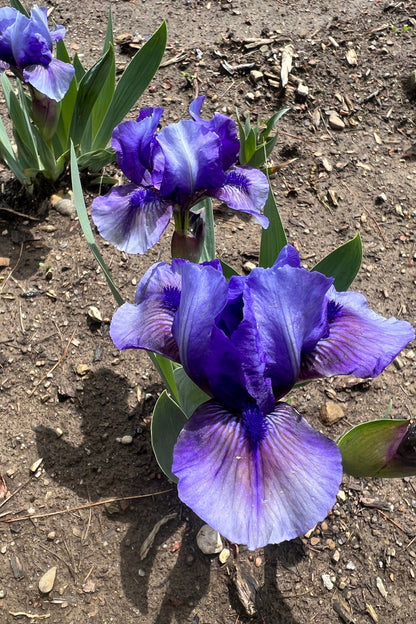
[1,1,416,622]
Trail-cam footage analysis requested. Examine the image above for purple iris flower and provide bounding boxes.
[91,97,270,255]
[109,246,414,549]
[0,5,74,101]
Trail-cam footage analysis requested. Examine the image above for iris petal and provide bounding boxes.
[246,265,333,398]
[212,166,269,227]
[172,401,342,550]
[110,298,180,361]
[91,183,172,254]
[173,262,229,389]
[154,119,226,206]
[112,108,163,184]
[301,287,415,380]
[23,58,74,101]
[188,96,239,170]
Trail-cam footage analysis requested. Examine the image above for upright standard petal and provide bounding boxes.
[12,9,52,69]
[111,108,164,185]
[154,119,226,207]
[212,166,269,228]
[246,264,333,398]
[188,96,239,170]
[173,262,230,391]
[172,401,342,550]
[300,287,415,381]
[91,183,172,254]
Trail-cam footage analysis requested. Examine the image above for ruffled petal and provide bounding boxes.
[154,119,226,207]
[172,401,342,550]
[211,166,269,228]
[23,58,74,101]
[91,183,172,254]
[301,287,415,380]
[245,265,333,398]
[111,108,163,184]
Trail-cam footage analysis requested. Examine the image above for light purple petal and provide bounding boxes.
[111,108,163,184]
[172,401,342,549]
[301,287,415,380]
[91,183,172,254]
[154,119,226,207]
[23,58,74,101]
[246,265,333,399]
[212,166,270,228]
[110,299,180,361]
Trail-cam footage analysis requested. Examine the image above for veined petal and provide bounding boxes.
[172,401,342,550]
[134,258,185,303]
[23,58,74,101]
[154,119,226,206]
[111,108,163,184]
[246,265,333,398]
[301,288,415,380]
[110,297,180,361]
[91,183,172,254]
[188,96,239,170]
[212,166,269,228]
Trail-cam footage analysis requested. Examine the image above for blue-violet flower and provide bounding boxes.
[0,5,74,101]
[91,97,270,255]
[109,246,414,548]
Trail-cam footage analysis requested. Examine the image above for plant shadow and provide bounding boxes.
[34,366,210,621]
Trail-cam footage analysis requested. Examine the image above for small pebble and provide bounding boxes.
[39,566,57,594]
[120,435,133,445]
[337,490,347,502]
[346,561,356,570]
[219,548,230,564]
[196,524,223,554]
[328,112,345,130]
[322,573,334,590]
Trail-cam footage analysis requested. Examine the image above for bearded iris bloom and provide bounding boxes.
[109,246,414,549]
[0,5,74,101]
[91,97,270,255]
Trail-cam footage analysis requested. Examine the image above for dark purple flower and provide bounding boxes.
[0,5,74,101]
[109,246,414,548]
[91,97,270,255]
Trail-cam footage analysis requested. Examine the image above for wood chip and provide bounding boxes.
[281,44,294,87]
[232,563,260,616]
[0,257,10,267]
[346,48,358,66]
[10,555,25,580]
